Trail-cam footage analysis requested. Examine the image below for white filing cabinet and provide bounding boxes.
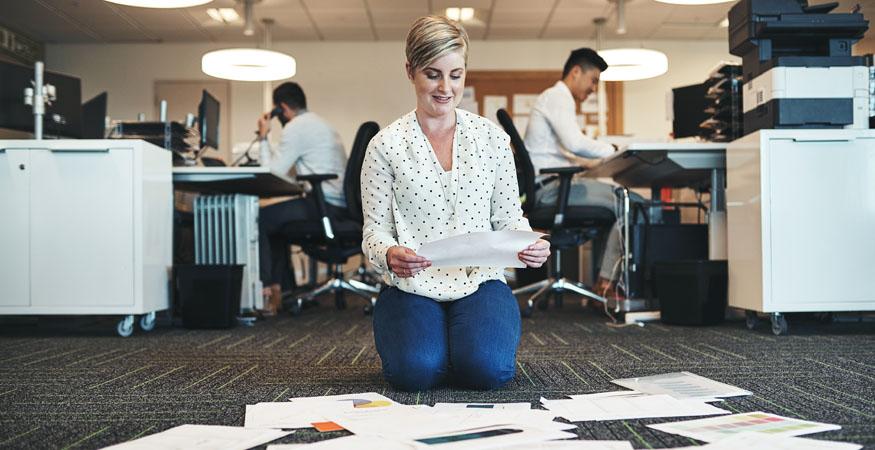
[726,130,875,334]
[0,139,172,336]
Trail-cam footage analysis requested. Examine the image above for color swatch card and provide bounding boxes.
[611,372,751,401]
[648,412,842,443]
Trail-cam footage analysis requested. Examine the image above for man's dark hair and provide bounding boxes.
[562,48,608,78]
[272,82,307,110]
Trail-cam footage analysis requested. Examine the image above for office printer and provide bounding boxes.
[728,0,870,134]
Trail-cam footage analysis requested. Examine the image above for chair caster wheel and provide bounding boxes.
[745,310,759,330]
[289,299,303,317]
[537,298,549,311]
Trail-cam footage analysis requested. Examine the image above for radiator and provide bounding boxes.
[194,194,263,312]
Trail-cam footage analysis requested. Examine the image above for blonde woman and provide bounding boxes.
[360,16,550,391]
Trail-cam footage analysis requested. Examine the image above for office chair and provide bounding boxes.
[282,121,382,316]
[496,108,612,317]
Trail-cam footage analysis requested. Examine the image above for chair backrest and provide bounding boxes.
[496,108,536,214]
[344,121,380,224]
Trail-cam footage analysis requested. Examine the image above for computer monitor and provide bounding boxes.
[198,89,220,150]
[671,83,709,139]
[0,60,82,138]
[81,92,107,139]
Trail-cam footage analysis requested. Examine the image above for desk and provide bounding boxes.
[171,166,303,315]
[173,166,303,197]
[585,142,728,259]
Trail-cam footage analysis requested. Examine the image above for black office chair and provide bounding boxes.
[282,121,382,316]
[496,108,614,317]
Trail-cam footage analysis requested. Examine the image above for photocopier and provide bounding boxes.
[728,0,870,134]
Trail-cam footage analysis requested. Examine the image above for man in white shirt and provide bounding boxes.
[524,48,627,299]
[256,82,348,314]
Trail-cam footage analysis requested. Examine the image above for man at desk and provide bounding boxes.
[256,82,348,315]
[524,47,625,299]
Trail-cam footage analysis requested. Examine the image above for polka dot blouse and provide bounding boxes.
[360,109,532,301]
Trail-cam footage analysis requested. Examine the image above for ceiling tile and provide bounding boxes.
[487,26,541,39]
[367,0,428,9]
[370,9,430,26]
[303,0,366,10]
[321,26,375,40]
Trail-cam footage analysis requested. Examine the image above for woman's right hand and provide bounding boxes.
[386,246,431,278]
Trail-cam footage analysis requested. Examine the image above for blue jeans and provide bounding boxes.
[372,280,521,391]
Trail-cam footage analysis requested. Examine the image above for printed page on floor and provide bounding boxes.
[647,412,842,443]
[540,394,729,421]
[244,400,355,429]
[611,372,751,401]
[665,431,861,450]
[99,425,292,450]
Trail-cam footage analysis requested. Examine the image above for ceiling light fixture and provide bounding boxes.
[598,48,669,81]
[201,18,295,82]
[616,0,627,35]
[593,18,668,81]
[206,8,239,23]
[446,7,475,22]
[104,0,212,8]
[654,0,734,4]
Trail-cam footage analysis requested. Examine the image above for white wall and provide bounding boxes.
[46,39,733,152]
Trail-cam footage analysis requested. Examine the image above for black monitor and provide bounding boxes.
[81,92,107,139]
[198,89,219,150]
[0,60,82,138]
[671,83,709,139]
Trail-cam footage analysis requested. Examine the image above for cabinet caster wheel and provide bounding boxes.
[139,312,156,331]
[745,311,759,330]
[117,315,135,337]
[770,313,788,336]
[289,299,303,317]
[521,305,534,318]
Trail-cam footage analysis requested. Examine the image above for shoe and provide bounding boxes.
[258,284,280,317]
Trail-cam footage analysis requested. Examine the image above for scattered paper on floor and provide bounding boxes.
[648,412,842,443]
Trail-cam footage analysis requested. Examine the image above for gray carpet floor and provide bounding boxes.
[1,302,873,449]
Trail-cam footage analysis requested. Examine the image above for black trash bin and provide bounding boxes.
[175,264,243,329]
[653,260,727,326]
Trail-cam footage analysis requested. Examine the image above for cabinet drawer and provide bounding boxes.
[29,148,135,307]
[0,149,31,307]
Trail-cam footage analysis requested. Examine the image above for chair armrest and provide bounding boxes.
[539,166,584,176]
[539,167,583,228]
[296,173,338,183]
[297,173,339,241]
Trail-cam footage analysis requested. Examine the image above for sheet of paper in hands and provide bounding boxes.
[417,231,545,268]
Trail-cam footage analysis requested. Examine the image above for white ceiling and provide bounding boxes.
[2,0,872,44]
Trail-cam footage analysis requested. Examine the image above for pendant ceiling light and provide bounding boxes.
[593,18,668,81]
[201,14,296,82]
[104,0,212,7]
[598,48,668,81]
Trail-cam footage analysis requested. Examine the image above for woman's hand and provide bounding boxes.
[518,239,550,268]
[387,246,431,278]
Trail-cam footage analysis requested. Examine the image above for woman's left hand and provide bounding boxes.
[518,239,550,268]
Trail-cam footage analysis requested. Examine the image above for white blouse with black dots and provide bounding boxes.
[361,108,532,301]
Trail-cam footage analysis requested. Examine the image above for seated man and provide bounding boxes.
[256,82,347,315]
[524,48,633,299]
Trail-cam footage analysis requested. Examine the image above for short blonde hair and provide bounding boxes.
[405,15,469,73]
